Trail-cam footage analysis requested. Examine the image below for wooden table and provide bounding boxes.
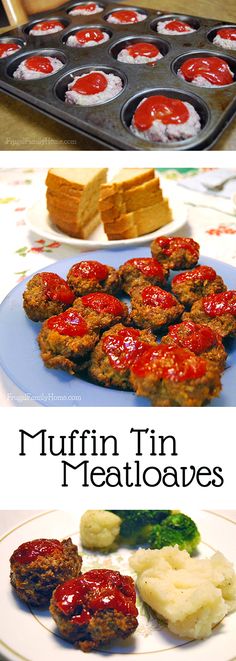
[0,0,236,150]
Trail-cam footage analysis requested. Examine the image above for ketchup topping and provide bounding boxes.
[81,292,124,315]
[102,327,149,371]
[167,321,220,353]
[0,42,21,57]
[39,272,74,304]
[217,28,236,41]
[72,71,107,94]
[164,19,192,32]
[133,95,189,131]
[126,257,166,279]
[70,260,109,281]
[203,291,236,317]
[141,285,177,309]
[180,56,233,86]
[11,539,62,565]
[54,570,138,620]
[47,309,88,336]
[25,55,53,73]
[155,236,199,257]
[131,344,207,381]
[73,3,97,10]
[32,20,64,31]
[172,265,217,285]
[75,28,105,44]
[126,42,159,59]
[109,9,140,23]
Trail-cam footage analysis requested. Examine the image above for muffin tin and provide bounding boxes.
[0,0,236,150]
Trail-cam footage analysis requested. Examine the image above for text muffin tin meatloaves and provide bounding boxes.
[0,1,236,150]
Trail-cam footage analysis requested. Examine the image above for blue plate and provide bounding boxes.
[0,246,235,407]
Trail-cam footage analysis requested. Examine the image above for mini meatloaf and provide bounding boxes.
[23,272,75,321]
[130,344,221,406]
[38,308,98,374]
[119,257,168,295]
[151,236,200,270]
[171,265,227,307]
[73,292,129,331]
[50,569,138,652]
[183,291,236,338]
[161,320,227,370]
[67,260,120,296]
[10,538,82,607]
[130,285,184,331]
[89,323,156,390]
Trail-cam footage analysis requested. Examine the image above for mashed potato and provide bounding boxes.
[130,546,236,639]
[80,510,121,550]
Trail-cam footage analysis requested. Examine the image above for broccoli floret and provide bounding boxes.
[108,511,171,546]
[148,513,200,554]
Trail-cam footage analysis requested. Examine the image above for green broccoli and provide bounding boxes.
[148,513,201,554]
[108,510,171,546]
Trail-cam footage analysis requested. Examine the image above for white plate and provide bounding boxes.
[1,510,236,661]
[25,195,187,250]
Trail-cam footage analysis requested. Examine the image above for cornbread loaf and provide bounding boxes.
[46,168,108,239]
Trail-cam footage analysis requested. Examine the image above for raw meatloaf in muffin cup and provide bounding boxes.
[151,236,200,270]
[213,27,236,51]
[177,56,234,87]
[119,257,168,295]
[23,272,75,321]
[161,320,227,370]
[171,265,227,307]
[38,308,98,374]
[73,292,129,331]
[130,344,221,406]
[10,538,82,607]
[89,323,156,390]
[50,569,138,651]
[130,285,184,331]
[67,260,120,296]
[183,291,236,337]
[130,95,201,143]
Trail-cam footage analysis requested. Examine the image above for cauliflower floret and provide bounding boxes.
[130,546,236,640]
[80,510,121,550]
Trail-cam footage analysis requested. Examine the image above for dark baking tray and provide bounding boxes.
[0,0,236,150]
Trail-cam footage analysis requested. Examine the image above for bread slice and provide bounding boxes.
[100,180,163,222]
[100,168,155,201]
[104,199,172,239]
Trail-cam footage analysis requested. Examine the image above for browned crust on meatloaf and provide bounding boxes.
[23,274,72,322]
[10,538,82,607]
[130,288,184,331]
[89,323,157,390]
[151,240,199,270]
[183,304,236,338]
[73,297,129,332]
[131,363,221,407]
[171,274,227,307]
[67,265,120,297]
[38,316,98,374]
[118,262,169,295]
[161,333,227,371]
[49,600,138,651]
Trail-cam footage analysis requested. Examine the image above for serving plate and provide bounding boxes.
[0,509,236,661]
[0,247,235,407]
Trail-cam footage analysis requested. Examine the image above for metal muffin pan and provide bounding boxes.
[0,0,236,150]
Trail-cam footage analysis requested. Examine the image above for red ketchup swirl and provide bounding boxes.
[217,28,236,41]
[167,321,220,353]
[72,71,107,94]
[70,261,109,281]
[164,19,192,32]
[203,291,236,317]
[127,257,166,279]
[25,55,53,73]
[32,20,64,31]
[11,539,62,565]
[155,236,199,258]
[47,309,88,337]
[126,42,159,59]
[75,28,104,44]
[54,570,138,622]
[40,272,74,304]
[102,327,148,371]
[172,265,216,285]
[81,292,124,315]
[179,56,233,86]
[74,3,97,10]
[110,9,140,23]
[0,42,21,57]
[133,95,189,131]
[131,345,207,381]
[141,285,177,309]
